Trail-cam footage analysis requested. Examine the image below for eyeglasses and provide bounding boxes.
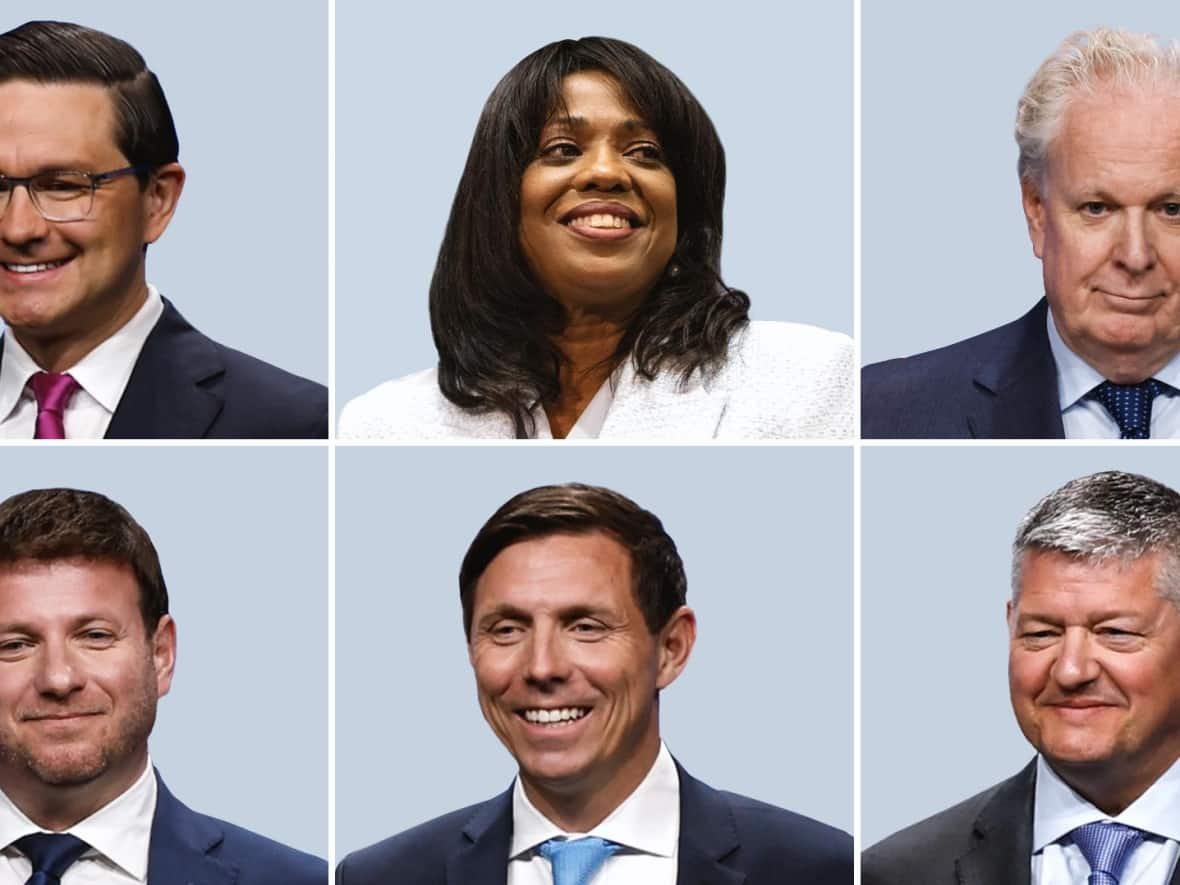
[0,165,147,223]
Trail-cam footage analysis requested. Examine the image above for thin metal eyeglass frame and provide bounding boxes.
[0,164,149,222]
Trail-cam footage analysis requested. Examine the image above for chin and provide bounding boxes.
[22,747,109,786]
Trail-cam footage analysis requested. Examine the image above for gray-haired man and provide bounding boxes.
[864,470,1180,884]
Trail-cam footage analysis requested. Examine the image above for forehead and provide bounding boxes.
[1015,549,1162,614]
[472,531,635,613]
[0,559,140,624]
[0,79,123,173]
[546,71,646,129]
[1048,85,1180,191]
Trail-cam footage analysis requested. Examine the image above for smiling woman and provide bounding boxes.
[339,37,854,440]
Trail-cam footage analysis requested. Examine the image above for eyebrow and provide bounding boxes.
[544,115,653,135]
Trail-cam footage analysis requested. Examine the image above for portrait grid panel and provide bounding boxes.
[335,445,852,857]
[861,445,1180,847]
[0,446,328,858]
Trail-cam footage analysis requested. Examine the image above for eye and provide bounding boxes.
[79,629,116,648]
[34,173,90,200]
[570,619,607,639]
[1160,202,1180,219]
[539,141,581,160]
[0,638,32,655]
[488,621,525,643]
[1081,201,1110,217]
[626,143,663,163]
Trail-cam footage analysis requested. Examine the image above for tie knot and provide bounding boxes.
[1087,379,1172,439]
[13,832,90,880]
[28,372,79,414]
[1070,821,1143,884]
[538,836,620,885]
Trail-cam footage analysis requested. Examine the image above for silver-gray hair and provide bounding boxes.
[1015,27,1180,185]
[1012,470,1180,609]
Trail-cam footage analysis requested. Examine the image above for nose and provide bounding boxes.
[572,143,632,194]
[0,184,51,246]
[33,640,86,699]
[1113,209,1156,275]
[523,626,572,686]
[1049,628,1101,690]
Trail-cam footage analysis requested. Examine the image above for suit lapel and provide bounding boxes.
[148,773,239,885]
[599,362,727,439]
[967,299,1064,439]
[106,298,226,439]
[954,760,1036,885]
[676,765,747,885]
[446,788,513,885]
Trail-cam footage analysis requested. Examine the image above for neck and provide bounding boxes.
[12,281,149,374]
[0,752,147,831]
[521,731,661,833]
[1049,751,1178,816]
[546,308,628,439]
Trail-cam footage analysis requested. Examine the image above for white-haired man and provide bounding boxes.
[865,29,1180,439]
[863,470,1180,884]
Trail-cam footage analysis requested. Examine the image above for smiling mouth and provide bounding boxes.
[567,214,635,231]
[519,707,591,727]
[2,259,71,274]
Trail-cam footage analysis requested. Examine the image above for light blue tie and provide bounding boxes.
[538,836,620,885]
[1071,821,1144,884]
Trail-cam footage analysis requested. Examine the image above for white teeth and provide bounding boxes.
[3,260,65,274]
[523,707,589,725]
[569,214,630,229]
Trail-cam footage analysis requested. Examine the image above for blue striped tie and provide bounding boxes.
[1070,821,1143,884]
[538,836,620,885]
[13,833,90,885]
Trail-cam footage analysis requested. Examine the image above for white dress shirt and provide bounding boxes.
[1032,755,1180,884]
[562,374,615,439]
[507,742,679,885]
[0,285,164,439]
[0,759,157,884]
[1047,310,1180,439]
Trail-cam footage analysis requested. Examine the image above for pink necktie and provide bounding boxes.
[29,371,80,439]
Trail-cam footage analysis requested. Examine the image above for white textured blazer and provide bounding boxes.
[338,321,854,440]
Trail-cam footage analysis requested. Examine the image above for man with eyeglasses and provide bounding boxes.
[0,21,327,439]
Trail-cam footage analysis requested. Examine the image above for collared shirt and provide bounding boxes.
[0,758,157,884]
[1048,309,1180,439]
[507,742,679,885]
[0,285,164,439]
[1032,755,1180,884]
[559,377,615,440]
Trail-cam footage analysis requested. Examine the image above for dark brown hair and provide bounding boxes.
[0,20,179,184]
[0,488,169,632]
[459,483,686,638]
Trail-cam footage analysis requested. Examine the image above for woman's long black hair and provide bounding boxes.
[430,37,750,437]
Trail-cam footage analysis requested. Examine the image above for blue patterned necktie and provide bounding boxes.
[538,836,620,885]
[1087,379,1172,439]
[13,833,90,885]
[1070,821,1144,884]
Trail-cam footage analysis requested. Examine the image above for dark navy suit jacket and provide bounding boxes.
[102,299,327,439]
[862,760,1180,885]
[336,765,851,885]
[861,299,1064,439]
[150,774,326,884]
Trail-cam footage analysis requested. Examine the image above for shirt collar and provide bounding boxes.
[0,284,164,415]
[1047,307,1180,408]
[510,741,680,860]
[0,757,157,880]
[1033,754,1180,852]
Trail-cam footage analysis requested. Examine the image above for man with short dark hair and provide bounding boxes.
[0,487,326,882]
[339,483,851,884]
[863,471,1180,884]
[0,21,327,439]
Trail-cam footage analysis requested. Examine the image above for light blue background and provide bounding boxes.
[1,4,328,385]
[863,2,1180,366]
[862,446,1180,847]
[337,446,853,856]
[0,447,327,858]
[336,0,853,407]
